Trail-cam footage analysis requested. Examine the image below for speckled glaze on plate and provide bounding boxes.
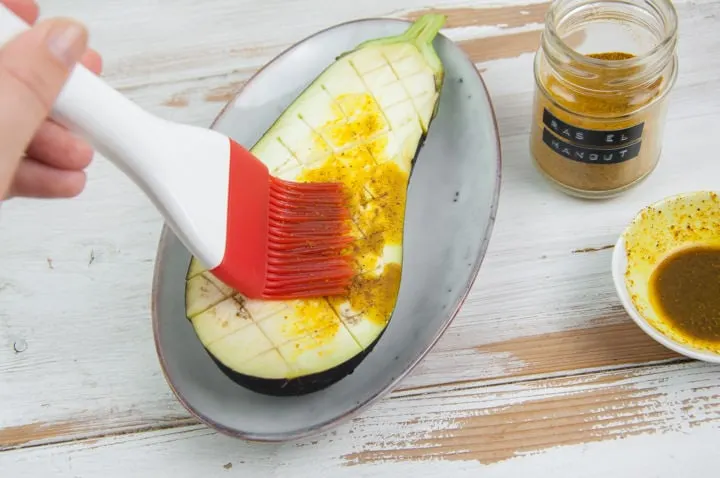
[151,17,502,442]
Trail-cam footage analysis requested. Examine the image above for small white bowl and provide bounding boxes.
[611,190,720,363]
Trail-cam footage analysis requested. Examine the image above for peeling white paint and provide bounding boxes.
[0,0,718,475]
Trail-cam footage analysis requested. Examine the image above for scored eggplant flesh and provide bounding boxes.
[184,14,446,396]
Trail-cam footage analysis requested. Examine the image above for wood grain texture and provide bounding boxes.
[404,2,550,29]
[1,0,719,473]
[1,362,718,476]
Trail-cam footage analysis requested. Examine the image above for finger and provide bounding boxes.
[6,156,86,199]
[81,48,102,75]
[0,18,88,196]
[25,48,101,173]
[25,48,102,171]
[3,0,39,24]
[26,120,93,170]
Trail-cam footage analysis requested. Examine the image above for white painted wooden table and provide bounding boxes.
[1,0,719,475]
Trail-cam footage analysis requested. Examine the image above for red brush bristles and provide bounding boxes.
[262,176,356,299]
[213,140,357,301]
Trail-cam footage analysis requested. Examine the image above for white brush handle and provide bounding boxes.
[0,5,231,269]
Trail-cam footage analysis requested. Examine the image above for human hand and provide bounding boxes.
[0,0,103,200]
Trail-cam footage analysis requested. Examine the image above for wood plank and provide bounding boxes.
[37,0,554,88]
[39,0,705,90]
[1,0,718,451]
[0,361,718,476]
[405,2,550,29]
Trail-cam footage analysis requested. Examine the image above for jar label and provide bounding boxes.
[542,109,644,147]
[542,129,642,164]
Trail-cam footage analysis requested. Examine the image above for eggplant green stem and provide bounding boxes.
[402,13,446,46]
[356,14,447,88]
[405,14,446,88]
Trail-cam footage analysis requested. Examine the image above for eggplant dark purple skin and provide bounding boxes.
[205,330,386,396]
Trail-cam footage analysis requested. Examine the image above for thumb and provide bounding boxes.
[0,18,88,195]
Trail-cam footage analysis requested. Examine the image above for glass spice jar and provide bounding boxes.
[529,0,679,198]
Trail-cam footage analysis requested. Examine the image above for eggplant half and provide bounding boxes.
[184,14,446,396]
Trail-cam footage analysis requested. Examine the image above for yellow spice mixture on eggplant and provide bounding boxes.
[184,14,446,395]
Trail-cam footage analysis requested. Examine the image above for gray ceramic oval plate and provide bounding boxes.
[152,17,502,442]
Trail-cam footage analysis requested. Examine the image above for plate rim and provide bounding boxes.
[150,16,503,442]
